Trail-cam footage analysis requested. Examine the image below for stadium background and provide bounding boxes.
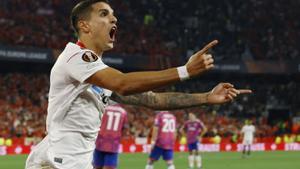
[0,0,299,168]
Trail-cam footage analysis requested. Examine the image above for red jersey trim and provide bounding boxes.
[76,40,86,48]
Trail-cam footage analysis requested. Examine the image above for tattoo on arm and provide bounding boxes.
[110,91,209,110]
[110,91,159,107]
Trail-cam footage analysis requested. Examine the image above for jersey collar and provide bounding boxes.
[75,40,103,57]
[76,40,86,49]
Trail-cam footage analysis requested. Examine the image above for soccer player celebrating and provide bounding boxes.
[145,111,177,169]
[241,120,255,158]
[93,104,128,169]
[180,113,207,169]
[25,0,251,168]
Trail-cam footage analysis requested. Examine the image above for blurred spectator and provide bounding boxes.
[0,73,299,142]
[0,0,299,63]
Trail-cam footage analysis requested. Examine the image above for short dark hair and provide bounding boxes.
[70,0,109,36]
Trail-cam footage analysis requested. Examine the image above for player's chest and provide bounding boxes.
[188,123,199,131]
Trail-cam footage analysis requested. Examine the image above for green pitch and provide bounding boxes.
[0,151,299,169]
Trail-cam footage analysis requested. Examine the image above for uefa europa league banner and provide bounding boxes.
[0,45,299,73]
[0,45,54,63]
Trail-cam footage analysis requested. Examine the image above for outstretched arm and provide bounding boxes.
[110,83,252,110]
[86,40,217,96]
[110,91,209,110]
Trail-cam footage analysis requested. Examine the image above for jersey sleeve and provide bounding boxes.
[241,126,245,133]
[66,50,108,83]
[154,114,160,127]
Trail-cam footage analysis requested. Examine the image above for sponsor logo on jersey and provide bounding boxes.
[92,85,109,105]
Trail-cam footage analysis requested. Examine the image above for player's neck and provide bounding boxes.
[77,38,103,56]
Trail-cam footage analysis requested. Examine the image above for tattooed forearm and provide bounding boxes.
[110,91,209,110]
[110,91,159,107]
[155,92,209,110]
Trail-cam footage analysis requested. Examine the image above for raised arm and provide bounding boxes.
[86,40,218,96]
[110,83,252,110]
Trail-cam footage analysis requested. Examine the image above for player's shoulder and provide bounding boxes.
[166,111,175,118]
[196,119,203,123]
[185,120,192,124]
[106,104,127,114]
[63,42,100,63]
[157,111,169,116]
[159,111,174,118]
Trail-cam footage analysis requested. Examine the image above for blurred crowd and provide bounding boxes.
[0,73,48,140]
[0,0,299,63]
[0,73,299,143]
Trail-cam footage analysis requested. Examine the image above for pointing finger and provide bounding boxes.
[238,89,253,94]
[196,40,218,56]
[229,88,241,95]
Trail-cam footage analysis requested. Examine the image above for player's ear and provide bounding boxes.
[78,20,90,34]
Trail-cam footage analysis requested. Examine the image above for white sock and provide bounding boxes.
[196,155,202,168]
[167,164,175,169]
[188,155,194,168]
[145,164,154,169]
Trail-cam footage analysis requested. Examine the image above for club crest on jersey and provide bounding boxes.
[82,52,98,62]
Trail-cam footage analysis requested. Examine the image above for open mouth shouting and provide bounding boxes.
[109,25,117,42]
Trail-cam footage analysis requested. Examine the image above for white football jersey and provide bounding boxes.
[241,124,255,140]
[46,42,112,140]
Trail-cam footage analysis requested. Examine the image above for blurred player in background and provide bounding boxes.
[25,0,252,168]
[180,113,207,169]
[145,111,177,169]
[93,104,128,169]
[241,120,255,158]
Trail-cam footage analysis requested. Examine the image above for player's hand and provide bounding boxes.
[150,141,155,151]
[185,40,218,77]
[150,144,155,151]
[207,83,252,104]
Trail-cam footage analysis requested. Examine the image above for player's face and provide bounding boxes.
[88,2,117,51]
[188,113,195,120]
